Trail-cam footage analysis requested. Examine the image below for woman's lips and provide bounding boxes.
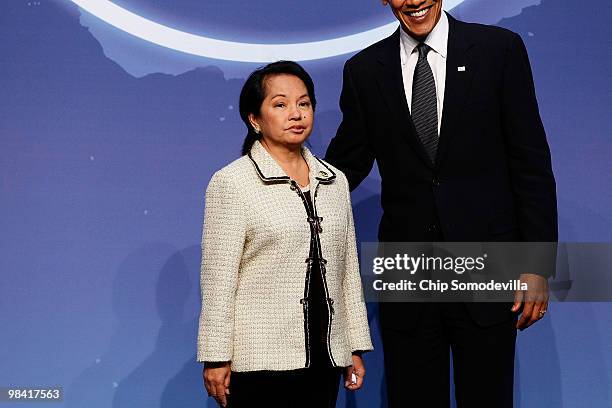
[287,126,306,133]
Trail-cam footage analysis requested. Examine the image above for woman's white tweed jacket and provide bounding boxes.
[197,140,373,372]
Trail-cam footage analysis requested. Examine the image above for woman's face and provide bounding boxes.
[249,74,314,150]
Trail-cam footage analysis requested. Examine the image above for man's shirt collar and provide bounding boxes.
[400,11,449,65]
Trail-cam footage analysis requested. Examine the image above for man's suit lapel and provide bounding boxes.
[375,29,434,170]
[436,15,476,170]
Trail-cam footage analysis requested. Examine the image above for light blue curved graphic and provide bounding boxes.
[70,0,467,62]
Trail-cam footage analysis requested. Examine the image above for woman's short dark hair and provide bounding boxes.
[239,60,316,156]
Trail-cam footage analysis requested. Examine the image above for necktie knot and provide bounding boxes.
[417,43,431,60]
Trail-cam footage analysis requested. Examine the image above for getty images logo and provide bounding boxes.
[372,253,488,275]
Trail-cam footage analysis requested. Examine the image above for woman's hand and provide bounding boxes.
[203,362,231,407]
[344,354,366,391]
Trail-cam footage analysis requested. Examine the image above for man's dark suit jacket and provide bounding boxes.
[325,13,558,327]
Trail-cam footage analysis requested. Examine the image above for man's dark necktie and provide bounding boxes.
[411,43,439,164]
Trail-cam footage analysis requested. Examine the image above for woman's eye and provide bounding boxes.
[275,103,285,108]
[300,101,311,107]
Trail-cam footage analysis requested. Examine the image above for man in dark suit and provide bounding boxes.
[324,0,557,406]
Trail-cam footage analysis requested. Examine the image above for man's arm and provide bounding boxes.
[501,33,557,328]
[325,61,376,191]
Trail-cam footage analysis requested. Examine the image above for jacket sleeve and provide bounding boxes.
[501,33,558,244]
[341,174,374,353]
[325,61,376,192]
[197,170,247,362]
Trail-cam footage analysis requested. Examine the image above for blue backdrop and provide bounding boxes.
[1,0,611,406]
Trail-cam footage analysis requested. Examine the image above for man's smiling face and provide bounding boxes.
[383,0,443,40]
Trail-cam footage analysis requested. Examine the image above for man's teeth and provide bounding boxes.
[409,8,429,17]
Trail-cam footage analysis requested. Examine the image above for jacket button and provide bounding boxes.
[432,178,440,187]
[427,224,439,233]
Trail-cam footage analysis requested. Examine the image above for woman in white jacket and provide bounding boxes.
[197,61,373,408]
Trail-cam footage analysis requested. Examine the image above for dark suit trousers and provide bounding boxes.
[381,302,517,408]
[227,366,342,408]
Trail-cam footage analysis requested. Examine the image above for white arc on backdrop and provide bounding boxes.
[70,0,467,62]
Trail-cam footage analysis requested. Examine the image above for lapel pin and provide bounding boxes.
[318,171,328,177]
[458,66,466,72]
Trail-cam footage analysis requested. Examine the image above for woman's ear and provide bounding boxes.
[248,113,260,133]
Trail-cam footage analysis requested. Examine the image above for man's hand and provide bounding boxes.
[512,273,549,330]
[203,362,231,407]
[344,354,366,391]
